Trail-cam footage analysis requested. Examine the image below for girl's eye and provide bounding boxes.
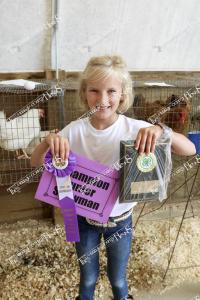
[108,89,116,93]
[89,89,98,93]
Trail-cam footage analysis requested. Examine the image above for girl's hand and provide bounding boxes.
[134,125,163,154]
[45,133,70,160]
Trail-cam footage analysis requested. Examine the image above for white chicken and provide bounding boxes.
[0,108,44,159]
[25,129,58,156]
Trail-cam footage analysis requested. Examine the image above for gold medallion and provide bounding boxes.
[52,157,68,170]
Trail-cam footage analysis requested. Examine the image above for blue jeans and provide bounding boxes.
[75,214,133,300]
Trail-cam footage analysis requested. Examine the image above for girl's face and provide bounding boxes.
[85,74,123,127]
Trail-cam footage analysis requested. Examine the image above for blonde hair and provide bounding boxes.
[79,55,133,113]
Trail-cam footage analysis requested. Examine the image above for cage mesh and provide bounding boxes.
[125,80,200,134]
[0,78,199,189]
[0,79,86,186]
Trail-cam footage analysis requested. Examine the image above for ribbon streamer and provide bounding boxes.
[44,150,80,242]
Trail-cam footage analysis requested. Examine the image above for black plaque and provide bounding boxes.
[119,140,168,203]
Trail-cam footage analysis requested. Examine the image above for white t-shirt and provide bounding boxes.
[59,114,152,217]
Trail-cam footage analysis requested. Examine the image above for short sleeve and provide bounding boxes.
[137,120,154,128]
[57,123,72,140]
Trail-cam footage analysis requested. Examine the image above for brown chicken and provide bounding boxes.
[132,94,191,134]
[132,94,165,121]
[163,94,191,134]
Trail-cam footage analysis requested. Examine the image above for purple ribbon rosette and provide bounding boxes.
[45,150,80,242]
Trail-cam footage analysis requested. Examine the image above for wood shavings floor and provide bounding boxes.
[0,216,200,300]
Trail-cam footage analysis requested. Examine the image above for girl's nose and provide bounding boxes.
[99,93,109,105]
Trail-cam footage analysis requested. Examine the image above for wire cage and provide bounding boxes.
[124,79,200,200]
[122,80,200,280]
[0,79,86,186]
[125,79,200,134]
[124,79,200,203]
[0,78,199,194]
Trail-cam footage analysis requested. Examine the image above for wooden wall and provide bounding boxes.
[0,183,52,224]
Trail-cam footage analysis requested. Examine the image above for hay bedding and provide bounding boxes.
[0,216,200,300]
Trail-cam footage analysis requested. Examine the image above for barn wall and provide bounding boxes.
[58,0,200,71]
[0,0,200,72]
[0,184,52,224]
[0,0,52,72]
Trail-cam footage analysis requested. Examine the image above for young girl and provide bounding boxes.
[31,55,196,300]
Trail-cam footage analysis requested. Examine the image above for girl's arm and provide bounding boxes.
[171,131,196,156]
[30,139,49,167]
[135,125,196,156]
[30,133,69,167]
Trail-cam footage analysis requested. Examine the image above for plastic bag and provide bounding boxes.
[119,133,172,203]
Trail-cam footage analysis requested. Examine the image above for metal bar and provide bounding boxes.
[163,163,200,280]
